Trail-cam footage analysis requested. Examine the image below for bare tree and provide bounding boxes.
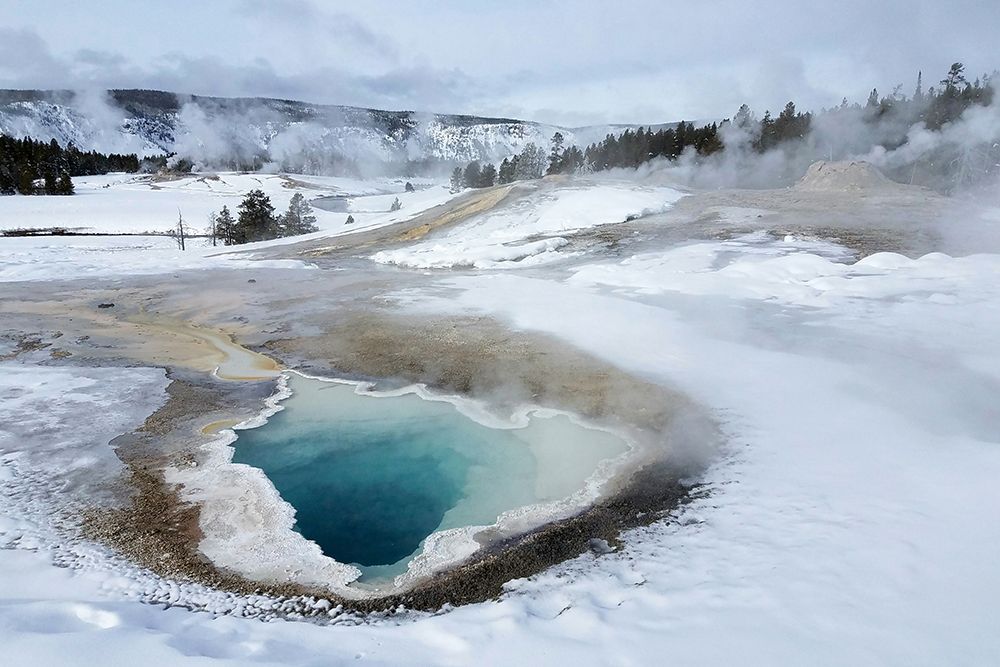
[173,209,189,250]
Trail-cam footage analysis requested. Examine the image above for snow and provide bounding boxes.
[0,235,309,282]
[0,172,435,235]
[372,181,684,269]
[0,174,459,281]
[0,95,653,169]
[3,177,1000,664]
[384,238,1000,664]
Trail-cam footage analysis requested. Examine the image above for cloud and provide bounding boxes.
[0,26,475,113]
[1,1,999,125]
[0,28,63,84]
[241,0,401,69]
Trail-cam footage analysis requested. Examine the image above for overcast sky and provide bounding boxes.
[1,0,997,126]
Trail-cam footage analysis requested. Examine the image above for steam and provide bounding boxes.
[168,99,463,177]
[646,92,1000,194]
[0,88,154,156]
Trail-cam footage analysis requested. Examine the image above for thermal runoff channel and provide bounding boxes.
[232,375,629,581]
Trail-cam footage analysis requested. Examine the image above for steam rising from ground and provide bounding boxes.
[646,94,1000,195]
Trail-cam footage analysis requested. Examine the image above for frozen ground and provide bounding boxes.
[1,176,999,665]
[0,172,446,236]
[0,235,310,282]
[0,172,458,282]
[372,180,684,269]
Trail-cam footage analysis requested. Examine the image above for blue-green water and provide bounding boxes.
[232,375,628,579]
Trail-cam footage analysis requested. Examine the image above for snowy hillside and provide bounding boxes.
[0,90,647,173]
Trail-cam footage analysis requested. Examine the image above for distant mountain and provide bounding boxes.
[0,89,672,175]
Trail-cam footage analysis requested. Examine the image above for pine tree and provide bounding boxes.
[479,163,497,187]
[56,171,74,195]
[390,197,402,211]
[866,88,880,109]
[235,189,276,243]
[280,193,318,236]
[404,181,415,192]
[498,157,516,184]
[941,62,967,92]
[547,132,565,174]
[345,214,355,225]
[211,205,237,245]
[514,143,545,180]
[43,170,57,195]
[16,166,35,195]
[463,162,482,189]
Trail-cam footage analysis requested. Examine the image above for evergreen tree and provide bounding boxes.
[547,132,565,174]
[235,189,276,243]
[514,143,545,180]
[498,157,515,184]
[213,205,237,245]
[866,88,880,109]
[280,193,318,236]
[404,181,415,192]
[345,214,355,225]
[43,170,57,195]
[734,104,755,129]
[56,172,74,195]
[0,133,140,196]
[16,166,35,195]
[463,161,482,189]
[479,162,497,187]
[390,197,402,211]
[942,62,967,92]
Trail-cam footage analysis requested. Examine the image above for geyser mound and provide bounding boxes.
[795,160,901,192]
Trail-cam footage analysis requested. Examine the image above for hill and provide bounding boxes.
[0,89,662,175]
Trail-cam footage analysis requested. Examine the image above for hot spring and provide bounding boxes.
[231,374,631,585]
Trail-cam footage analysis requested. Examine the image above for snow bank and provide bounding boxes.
[568,231,993,311]
[372,182,684,269]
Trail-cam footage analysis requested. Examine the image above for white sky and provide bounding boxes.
[1,0,997,126]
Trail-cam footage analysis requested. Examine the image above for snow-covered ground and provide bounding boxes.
[0,172,441,236]
[373,182,684,269]
[2,180,1000,664]
[0,235,310,282]
[0,173,458,281]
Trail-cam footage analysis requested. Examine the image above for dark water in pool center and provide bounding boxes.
[232,376,628,578]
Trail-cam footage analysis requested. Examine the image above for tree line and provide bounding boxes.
[448,63,995,191]
[0,135,141,195]
[209,190,319,245]
[450,118,726,190]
